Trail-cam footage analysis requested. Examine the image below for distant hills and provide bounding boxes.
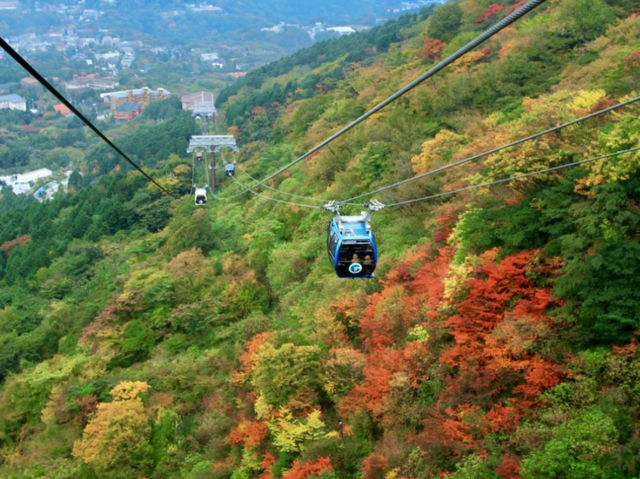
[6,0,445,49]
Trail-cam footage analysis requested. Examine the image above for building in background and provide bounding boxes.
[20,76,39,86]
[100,86,170,111]
[113,102,143,121]
[0,1,20,10]
[0,168,53,195]
[64,74,119,91]
[181,91,216,119]
[53,103,73,116]
[0,93,27,111]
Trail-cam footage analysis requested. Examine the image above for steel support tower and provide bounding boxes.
[187,135,238,193]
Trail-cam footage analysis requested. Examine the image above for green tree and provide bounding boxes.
[559,0,616,43]
[427,3,463,42]
[252,342,323,407]
[521,409,619,479]
[555,241,640,344]
[166,208,217,255]
[68,170,83,192]
[108,319,155,369]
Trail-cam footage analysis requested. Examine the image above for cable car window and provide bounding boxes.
[328,232,339,260]
[336,240,375,276]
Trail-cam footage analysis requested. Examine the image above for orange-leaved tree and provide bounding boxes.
[282,456,333,479]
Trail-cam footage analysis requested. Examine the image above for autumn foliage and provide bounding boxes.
[476,3,505,23]
[496,453,522,479]
[281,456,333,479]
[333,245,565,466]
[0,235,31,255]
[72,382,151,474]
[361,453,387,479]
[227,420,269,447]
[421,38,445,62]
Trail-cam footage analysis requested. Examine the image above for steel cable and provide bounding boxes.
[384,146,640,207]
[341,95,640,204]
[233,0,548,195]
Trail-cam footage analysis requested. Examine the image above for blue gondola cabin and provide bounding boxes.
[327,213,377,278]
[225,163,235,177]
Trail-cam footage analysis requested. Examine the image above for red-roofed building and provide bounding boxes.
[21,77,38,85]
[54,104,72,116]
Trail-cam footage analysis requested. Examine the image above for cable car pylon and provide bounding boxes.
[187,134,239,195]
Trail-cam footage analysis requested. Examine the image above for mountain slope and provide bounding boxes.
[1,0,640,478]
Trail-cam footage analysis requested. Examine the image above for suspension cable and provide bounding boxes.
[191,153,196,191]
[215,183,253,201]
[233,0,548,195]
[384,146,640,208]
[0,36,175,198]
[237,170,365,206]
[241,170,326,203]
[230,176,322,209]
[341,95,640,204]
[204,152,212,190]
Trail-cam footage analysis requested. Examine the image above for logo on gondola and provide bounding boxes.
[349,263,363,274]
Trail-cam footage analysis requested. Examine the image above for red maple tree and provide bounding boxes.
[422,38,446,62]
[476,3,505,23]
[282,457,333,479]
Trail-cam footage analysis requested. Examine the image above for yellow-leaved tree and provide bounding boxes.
[581,107,640,187]
[269,408,330,453]
[411,129,465,174]
[72,381,152,478]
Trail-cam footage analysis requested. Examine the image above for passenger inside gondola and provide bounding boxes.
[335,241,375,276]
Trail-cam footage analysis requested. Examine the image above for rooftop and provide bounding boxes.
[0,93,25,103]
[0,168,54,195]
[101,87,170,100]
[115,102,142,113]
[181,91,214,103]
[54,103,72,115]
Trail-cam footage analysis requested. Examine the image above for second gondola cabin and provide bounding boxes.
[327,213,377,278]
[224,163,235,177]
[194,187,207,205]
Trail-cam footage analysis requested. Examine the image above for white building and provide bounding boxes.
[188,4,222,12]
[327,26,356,35]
[0,1,19,10]
[95,51,121,61]
[0,168,53,195]
[200,52,220,62]
[0,94,27,111]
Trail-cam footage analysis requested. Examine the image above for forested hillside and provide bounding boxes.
[1,0,640,478]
